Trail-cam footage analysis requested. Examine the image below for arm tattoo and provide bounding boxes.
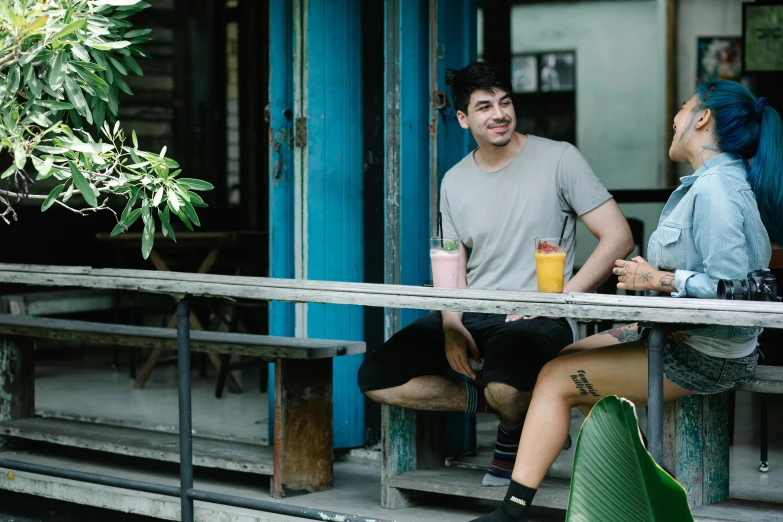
[659,274,675,290]
[600,327,642,343]
[640,271,652,283]
[571,369,600,397]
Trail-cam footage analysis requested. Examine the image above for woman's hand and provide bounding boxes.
[613,256,675,292]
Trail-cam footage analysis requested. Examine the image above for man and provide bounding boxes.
[358,62,633,486]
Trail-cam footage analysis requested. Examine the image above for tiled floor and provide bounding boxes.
[25,354,783,519]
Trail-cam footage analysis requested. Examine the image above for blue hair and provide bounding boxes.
[695,80,783,243]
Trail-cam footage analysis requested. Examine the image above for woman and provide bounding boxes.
[472,80,783,522]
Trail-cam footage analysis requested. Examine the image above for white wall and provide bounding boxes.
[675,0,750,179]
[501,1,668,264]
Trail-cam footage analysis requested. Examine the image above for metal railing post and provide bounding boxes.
[177,297,194,522]
[647,326,665,465]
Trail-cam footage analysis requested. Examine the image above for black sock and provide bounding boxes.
[470,480,536,521]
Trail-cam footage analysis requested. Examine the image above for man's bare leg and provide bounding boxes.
[365,375,468,411]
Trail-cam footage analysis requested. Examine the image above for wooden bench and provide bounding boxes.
[0,313,365,498]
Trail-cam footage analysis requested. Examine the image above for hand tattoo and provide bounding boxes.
[660,274,675,290]
[640,272,652,283]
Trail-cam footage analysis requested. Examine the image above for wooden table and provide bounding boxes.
[96,231,265,390]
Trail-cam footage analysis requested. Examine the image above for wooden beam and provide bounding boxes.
[0,315,365,360]
[0,264,781,328]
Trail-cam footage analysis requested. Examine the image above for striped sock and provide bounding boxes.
[465,382,491,414]
[484,421,524,484]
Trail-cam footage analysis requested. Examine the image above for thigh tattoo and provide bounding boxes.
[599,326,642,343]
[570,369,600,397]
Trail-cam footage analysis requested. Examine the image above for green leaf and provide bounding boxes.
[14,141,26,169]
[167,188,180,212]
[49,52,66,90]
[70,142,114,154]
[41,184,65,212]
[92,98,106,130]
[72,63,109,89]
[1,164,16,179]
[53,18,86,41]
[187,191,207,207]
[19,43,43,66]
[6,64,19,96]
[35,145,70,154]
[141,219,155,259]
[68,161,98,207]
[34,156,54,178]
[566,396,693,522]
[120,192,137,221]
[159,207,176,242]
[96,0,144,5]
[112,207,141,235]
[113,73,132,96]
[132,129,138,149]
[181,200,201,227]
[124,28,152,39]
[169,168,181,179]
[64,76,90,123]
[36,100,73,110]
[176,178,214,191]
[123,54,143,75]
[29,75,42,98]
[107,86,118,116]
[176,209,194,231]
[152,186,164,207]
[141,197,151,224]
[70,43,91,62]
[89,40,132,51]
[109,56,127,75]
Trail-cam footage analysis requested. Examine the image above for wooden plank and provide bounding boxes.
[382,404,418,509]
[273,358,333,497]
[738,366,783,393]
[388,466,570,511]
[692,498,783,522]
[1,264,782,327]
[0,289,122,317]
[0,337,34,450]
[0,418,273,475]
[0,315,365,359]
[702,392,729,505]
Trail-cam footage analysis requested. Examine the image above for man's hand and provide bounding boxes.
[444,322,481,379]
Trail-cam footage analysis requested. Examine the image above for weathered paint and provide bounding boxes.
[302,0,365,449]
[268,0,296,445]
[0,338,34,450]
[663,394,729,508]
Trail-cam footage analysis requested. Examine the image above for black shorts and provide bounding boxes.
[358,312,573,393]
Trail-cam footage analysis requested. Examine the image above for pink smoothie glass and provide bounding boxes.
[430,238,461,288]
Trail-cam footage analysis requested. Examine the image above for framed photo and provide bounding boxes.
[742,2,783,73]
[697,37,754,91]
[511,55,538,93]
[539,52,575,92]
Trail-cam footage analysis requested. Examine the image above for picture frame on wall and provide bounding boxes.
[697,36,755,91]
[742,1,783,73]
[510,52,576,93]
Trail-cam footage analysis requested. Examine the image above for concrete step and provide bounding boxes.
[0,418,272,475]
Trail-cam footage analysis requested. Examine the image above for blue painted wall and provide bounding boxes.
[303,0,365,449]
[398,0,432,328]
[267,0,295,444]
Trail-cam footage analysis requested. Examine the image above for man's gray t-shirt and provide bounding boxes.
[440,135,612,293]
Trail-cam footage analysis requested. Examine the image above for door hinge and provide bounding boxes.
[294,117,307,148]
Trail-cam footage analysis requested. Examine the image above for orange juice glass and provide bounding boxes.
[534,237,566,293]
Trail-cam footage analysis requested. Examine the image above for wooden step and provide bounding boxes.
[388,466,571,510]
[692,498,783,521]
[0,418,272,475]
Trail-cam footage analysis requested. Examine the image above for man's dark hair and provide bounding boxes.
[451,61,512,115]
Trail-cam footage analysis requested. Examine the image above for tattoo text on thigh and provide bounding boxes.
[600,327,641,343]
[570,369,600,397]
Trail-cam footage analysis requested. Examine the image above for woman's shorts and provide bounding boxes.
[646,332,758,395]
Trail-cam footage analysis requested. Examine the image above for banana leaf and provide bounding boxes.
[566,396,693,522]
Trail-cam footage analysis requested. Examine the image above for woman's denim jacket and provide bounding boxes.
[647,153,771,339]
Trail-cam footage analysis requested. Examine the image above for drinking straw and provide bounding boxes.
[559,215,568,241]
